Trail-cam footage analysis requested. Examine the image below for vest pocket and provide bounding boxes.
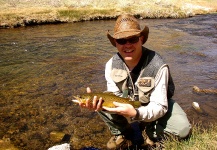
[136,77,155,103]
[111,69,128,83]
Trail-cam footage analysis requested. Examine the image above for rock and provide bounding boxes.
[50,131,66,143]
[0,138,19,150]
[192,102,203,113]
[193,86,217,94]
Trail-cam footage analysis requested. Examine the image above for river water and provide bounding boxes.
[0,14,216,149]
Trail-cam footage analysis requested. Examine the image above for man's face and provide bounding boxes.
[115,36,144,62]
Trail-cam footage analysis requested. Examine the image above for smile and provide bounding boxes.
[124,49,134,53]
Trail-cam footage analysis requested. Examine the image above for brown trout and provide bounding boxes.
[72,92,141,108]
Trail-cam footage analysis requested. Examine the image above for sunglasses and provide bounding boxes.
[116,36,140,45]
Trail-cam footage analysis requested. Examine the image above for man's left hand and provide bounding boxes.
[103,102,137,117]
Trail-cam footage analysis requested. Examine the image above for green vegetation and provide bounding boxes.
[163,123,217,150]
[58,9,90,20]
[0,0,217,28]
[58,8,116,21]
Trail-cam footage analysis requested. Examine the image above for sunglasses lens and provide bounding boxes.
[116,39,127,45]
[116,36,139,45]
[128,36,139,43]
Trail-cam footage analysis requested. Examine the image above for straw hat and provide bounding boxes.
[107,14,149,47]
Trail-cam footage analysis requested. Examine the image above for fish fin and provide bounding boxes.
[101,110,117,114]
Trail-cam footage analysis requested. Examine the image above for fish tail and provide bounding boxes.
[132,101,141,108]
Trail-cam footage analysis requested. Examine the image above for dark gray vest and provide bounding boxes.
[111,47,175,103]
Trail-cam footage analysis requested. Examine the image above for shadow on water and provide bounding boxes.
[0,14,216,149]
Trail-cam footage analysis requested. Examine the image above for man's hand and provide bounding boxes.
[103,101,137,117]
[78,87,103,111]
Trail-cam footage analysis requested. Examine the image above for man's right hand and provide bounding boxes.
[78,87,103,112]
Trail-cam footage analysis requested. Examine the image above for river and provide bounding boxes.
[0,14,216,149]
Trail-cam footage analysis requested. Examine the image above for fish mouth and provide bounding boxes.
[72,95,81,103]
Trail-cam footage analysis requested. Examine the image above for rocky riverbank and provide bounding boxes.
[0,0,217,28]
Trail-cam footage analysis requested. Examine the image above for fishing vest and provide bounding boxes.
[110,47,175,103]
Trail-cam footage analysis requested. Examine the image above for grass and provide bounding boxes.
[57,8,116,21]
[0,0,217,28]
[163,123,217,150]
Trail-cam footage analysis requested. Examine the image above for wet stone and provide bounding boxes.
[50,131,66,143]
[0,138,19,150]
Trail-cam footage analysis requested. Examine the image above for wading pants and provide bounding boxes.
[97,99,191,140]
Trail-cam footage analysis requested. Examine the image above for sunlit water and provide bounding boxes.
[0,14,216,149]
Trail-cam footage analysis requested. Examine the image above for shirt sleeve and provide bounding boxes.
[105,58,122,96]
[137,65,169,122]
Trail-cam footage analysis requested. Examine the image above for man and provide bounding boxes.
[79,14,191,149]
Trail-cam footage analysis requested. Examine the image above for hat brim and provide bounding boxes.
[107,26,149,47]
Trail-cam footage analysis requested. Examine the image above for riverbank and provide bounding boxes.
[0,0,217,28]
[164,123,217,150]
